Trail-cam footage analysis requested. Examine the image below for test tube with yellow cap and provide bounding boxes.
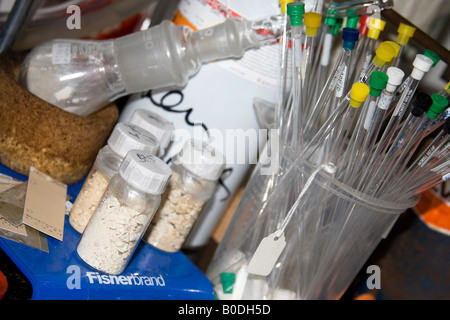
[303,82,370,165]
[392,23,416,67]
[301,12,322,103]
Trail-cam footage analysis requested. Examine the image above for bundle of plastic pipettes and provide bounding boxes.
[276,2,450,203]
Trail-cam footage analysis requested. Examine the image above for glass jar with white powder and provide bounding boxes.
[143,139,226,252]
[129,108,175,157]
[77,150,172,275]
[69,122,160,234]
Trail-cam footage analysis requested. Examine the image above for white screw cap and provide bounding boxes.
[119,150,172,194]
[174,139,226,181]
[386,67,405,92]
[129,109,175,151]
[108,122,160,158]
[411,54,433,80]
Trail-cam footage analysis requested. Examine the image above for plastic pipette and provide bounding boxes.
[391,23,416,67]
[302,28,359,142]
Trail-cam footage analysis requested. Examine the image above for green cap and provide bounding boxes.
[220,272,236,294]
[345,8,360,28]
[331,17,343,36]
[369,71,389,97]
[287,3,305,26]
[426,94,449,119]
[423,49,440,67]
[324,8,338,27]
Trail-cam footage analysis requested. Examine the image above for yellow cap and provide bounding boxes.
[350,83,370,108]
[445,81,450,93]
[304,12,322,37]
[279,0,294,14]
[372,41,397,68]
[383,41,401,65]
[367,17,386,39]
[396,23,416,46]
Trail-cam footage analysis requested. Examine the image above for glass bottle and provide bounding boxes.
[76,150,172,275]
[19,15,285,117]
[143,139,226,252]
[69,122,159,233]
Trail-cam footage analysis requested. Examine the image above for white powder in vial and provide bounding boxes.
[144,171,205,252]
[77,195,148,275]
[69,169,109,233]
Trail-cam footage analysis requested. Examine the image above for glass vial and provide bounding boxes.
[143,139,226,252]
[69,122,160,233]
[77,149,172,275]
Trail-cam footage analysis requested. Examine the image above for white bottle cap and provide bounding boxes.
[107,122,160,158]
[129,109,175,151]
[386,67,405,92]
[174,139,226,181]
[411,54,433,80]
[119,150,172,194]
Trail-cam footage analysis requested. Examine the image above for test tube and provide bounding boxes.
[391,23,416,68]
[340,71,388,186]
[302,28,359,142]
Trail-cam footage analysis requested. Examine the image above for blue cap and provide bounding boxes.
[342,27,359,50]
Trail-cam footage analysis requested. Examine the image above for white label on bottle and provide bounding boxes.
[393,88,414,117]
[52,43,71,64]
[364,100,377,131]
[247,231,286,276]
[378,93,392,110]
[335,65,347,98]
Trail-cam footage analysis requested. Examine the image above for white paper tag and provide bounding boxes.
[22,167,67,241]
[247,231,286,276]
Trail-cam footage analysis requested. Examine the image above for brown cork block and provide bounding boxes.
[0,51,119,185]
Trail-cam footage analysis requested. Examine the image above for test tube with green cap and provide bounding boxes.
[220,272,236,294]
[285,1,305,148]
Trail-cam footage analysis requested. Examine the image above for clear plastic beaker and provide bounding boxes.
[206,138,418,300]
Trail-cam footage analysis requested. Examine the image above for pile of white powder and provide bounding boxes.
[69,169,109,233]
[143,171,205,252]
[77,195,148,275]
